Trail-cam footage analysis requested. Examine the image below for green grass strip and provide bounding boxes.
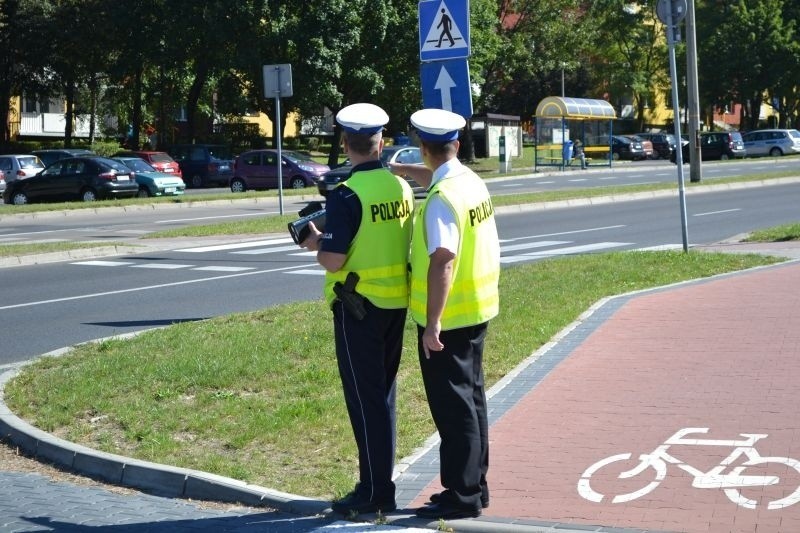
[4,250,782,499]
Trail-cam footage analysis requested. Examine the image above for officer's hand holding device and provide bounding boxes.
[289,201,326,245]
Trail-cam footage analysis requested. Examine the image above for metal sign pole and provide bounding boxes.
[263,64,293,216]
[664,2,689,252]
[275,87,284,216]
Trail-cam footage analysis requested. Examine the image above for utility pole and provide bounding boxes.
[686,0,702,182]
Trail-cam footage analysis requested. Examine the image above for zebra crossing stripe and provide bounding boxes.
[71,260,135,267]
[192,266,256,272]
[175,238,294,253]
[500,240,569,253]
[130,263,193,270]
[500,242,632,264]
[231,244,301,255]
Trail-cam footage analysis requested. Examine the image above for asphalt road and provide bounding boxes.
[1,177,799,366]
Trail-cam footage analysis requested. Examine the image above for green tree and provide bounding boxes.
[697,0,795,130]
[0,0,54,145]
[587,0,668,131]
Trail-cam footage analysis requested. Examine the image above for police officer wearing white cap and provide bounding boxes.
[299,102,414,516]
[402,108,500,520]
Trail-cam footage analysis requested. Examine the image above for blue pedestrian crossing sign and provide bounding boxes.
[421,58,473,119]
[419,0,470,62]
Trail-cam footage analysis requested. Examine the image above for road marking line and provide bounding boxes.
[175,238,293,252]
[155,213,276,224]
[130,263,194,269]
[232,244,300,255]
[286,269,326,275]
[500,242,631,264]
[500,225,626,242]
[635,244,686,251]
[192,266,256,272]
[501,240,569,252]
[0,265,305,311]
[71,260,135,267]
[694,208,741,217]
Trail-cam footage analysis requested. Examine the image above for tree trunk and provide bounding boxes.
[186,62,209,143]
[131,65,143,150]
[328,125,343,167]
[0,83,11,145]
[64,80,75,148]
[88,74,97,145]
[462,121,476,162]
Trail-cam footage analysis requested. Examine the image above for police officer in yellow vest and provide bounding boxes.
[300,103,414,516]
[403,108,500,520]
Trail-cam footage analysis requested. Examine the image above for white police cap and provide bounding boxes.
[336,103,389,134]
[410,108,466,142]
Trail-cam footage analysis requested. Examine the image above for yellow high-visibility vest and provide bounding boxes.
[324,168,414,309]
[409,168,500,329]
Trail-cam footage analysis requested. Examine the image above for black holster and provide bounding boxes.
[333,272,367,320]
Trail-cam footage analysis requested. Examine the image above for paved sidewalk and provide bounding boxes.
[2,242,800,532]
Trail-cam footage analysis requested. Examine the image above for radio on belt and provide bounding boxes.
[288,201,326,244]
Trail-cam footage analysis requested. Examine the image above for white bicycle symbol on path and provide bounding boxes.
[578,427,800,510]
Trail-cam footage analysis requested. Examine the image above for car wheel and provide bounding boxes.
[720,154,730,161]
[136,187,151,198]
[191,174,203,188]
[81,188,98,202]
[230,178,247,193]
[769,147,783,157]
[612,152,620,161]
[290,177,306,189]
[11,191,29,205]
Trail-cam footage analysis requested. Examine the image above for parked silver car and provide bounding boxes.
[0,154,45,183]
[742,129,800,157]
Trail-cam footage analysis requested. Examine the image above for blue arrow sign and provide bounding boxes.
[419,0,470,61]
[421,59,473,119]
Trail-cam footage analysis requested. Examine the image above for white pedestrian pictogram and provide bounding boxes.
[421,1,466,53]
[578,427,800,510]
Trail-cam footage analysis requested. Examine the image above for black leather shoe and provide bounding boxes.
[415,502,481,520]
[331,487,396,515]
[428,491,489,508]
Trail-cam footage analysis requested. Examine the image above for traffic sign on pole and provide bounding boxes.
[420,59,473,119]
[263,64,293,98]
[262,64,293,214]
[419,0,470,62]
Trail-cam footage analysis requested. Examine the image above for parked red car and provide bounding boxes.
[113,151,183,180]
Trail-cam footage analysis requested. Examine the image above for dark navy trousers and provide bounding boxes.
[417,322,489,511]
[333,299,406,501]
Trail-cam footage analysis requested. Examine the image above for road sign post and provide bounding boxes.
[263,64,293,215]
[656,0,689,252]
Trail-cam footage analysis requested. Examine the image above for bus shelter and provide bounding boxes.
[533,97,617,171]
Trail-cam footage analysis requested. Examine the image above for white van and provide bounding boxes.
[741,129,800,157]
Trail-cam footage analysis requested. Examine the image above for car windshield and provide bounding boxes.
[208,146,232,160]
[97,157,132,173]
[118,158,155,172]
[149,153,175,163]
[282,151,314,163]
[19,156,43,169]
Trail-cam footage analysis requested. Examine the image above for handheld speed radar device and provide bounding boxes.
[288,201,326,244]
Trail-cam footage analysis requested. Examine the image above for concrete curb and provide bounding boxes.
[0,348,330,518]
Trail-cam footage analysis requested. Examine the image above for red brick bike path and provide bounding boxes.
[410,261,800,532]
